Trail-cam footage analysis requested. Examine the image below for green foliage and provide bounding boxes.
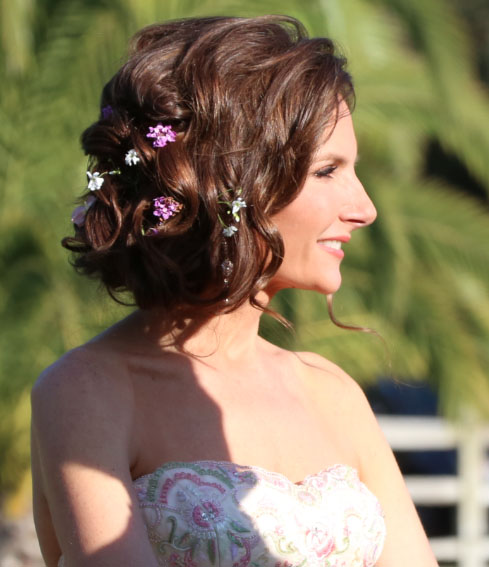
[1,0,488,500]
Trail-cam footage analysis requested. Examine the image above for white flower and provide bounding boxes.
[231,197,246,221]
[125,149,140,166]
[222,225,238,237]
[87,171,104,191]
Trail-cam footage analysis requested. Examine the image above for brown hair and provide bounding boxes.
[63,15,354,327]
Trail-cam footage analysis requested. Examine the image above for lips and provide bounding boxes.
[321,239,342,250]
[317,236,349,258]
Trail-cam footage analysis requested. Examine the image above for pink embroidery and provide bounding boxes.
[159,472,226,504]
[305,526,336,559]
[132,461,386,567]
[192,501,222,528]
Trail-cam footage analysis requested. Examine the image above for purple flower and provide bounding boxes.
[71,195,96,226]
[152,196,183,220]
[146,123,177,148]
[101,105,113,119]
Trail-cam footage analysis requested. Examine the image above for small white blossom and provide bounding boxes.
[125,149,140,166]
[87,171,104,191]
[222,225,238,237]
[231,197,246,221]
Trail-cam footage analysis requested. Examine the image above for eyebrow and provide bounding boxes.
[312,153,360,166]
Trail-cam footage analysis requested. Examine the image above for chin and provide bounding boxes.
[267,269,342,296]
[311,273,343,295]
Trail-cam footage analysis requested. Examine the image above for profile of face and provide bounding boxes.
[268,102,377,296]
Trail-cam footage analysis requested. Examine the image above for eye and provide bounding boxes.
[314,165,337,179]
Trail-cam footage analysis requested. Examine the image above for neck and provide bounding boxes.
[139,290,272,365]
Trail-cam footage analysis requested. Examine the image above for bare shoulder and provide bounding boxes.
[30,339,155,565]
[291,351,436,565]
[292,350,370,412]
[290,350,389,467]
[33,340,133,421]
[31,339,136,484]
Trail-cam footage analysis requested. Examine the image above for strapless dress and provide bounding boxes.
[58,460,386,566]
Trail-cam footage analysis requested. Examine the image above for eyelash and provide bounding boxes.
[314,165,337,178]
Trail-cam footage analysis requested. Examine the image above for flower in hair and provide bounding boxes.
[231,197,247,221]
[142,196,183,236]
[218,188,246,237]
[71,195,96,227]
[86,169,121,191]
[152,196,183,221]
[125,149,140,166]
[87,171,104,191]
[101,105,113,119]
[222,225,238,237]
[146,123,177,148]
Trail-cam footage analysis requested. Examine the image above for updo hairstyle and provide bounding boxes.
[63,15,354,324]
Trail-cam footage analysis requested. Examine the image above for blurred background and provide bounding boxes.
[0,0,488,565]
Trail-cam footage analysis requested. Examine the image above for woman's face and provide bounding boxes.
[267,102,377,296]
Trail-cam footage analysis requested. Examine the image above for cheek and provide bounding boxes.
[274,198,313,234]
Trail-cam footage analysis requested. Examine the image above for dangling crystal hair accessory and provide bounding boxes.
[218,188,246,238]
[221,241,233,287]
[86,168,121,191]
[146,124,177,148]
[221,239,234,305]
[217,188,247,303]
[143,196,183,235]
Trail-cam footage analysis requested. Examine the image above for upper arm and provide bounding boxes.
[345,379,438,566]
[296,352,437,566]
[31,351,158,567]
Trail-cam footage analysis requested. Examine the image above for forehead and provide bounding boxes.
[314,103,357,161]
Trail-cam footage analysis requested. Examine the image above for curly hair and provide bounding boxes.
[63,15,354,327]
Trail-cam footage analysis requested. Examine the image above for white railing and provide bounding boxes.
[378,416,489,567]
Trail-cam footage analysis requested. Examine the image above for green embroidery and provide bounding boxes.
[146,476,159,502]
[229,520,250,533]
[226,530,244,548]
[207,539,216,564]
[167,516,177,544]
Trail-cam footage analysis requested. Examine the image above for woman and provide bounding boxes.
[31,15,437,567]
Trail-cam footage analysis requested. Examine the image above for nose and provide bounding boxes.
[341,176,377,228]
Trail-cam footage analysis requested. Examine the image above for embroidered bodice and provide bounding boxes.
[132,460,386,567]
[57,460,385,566]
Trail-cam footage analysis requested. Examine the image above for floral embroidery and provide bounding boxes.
[132,461,386,567]
[305,525,336,559]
